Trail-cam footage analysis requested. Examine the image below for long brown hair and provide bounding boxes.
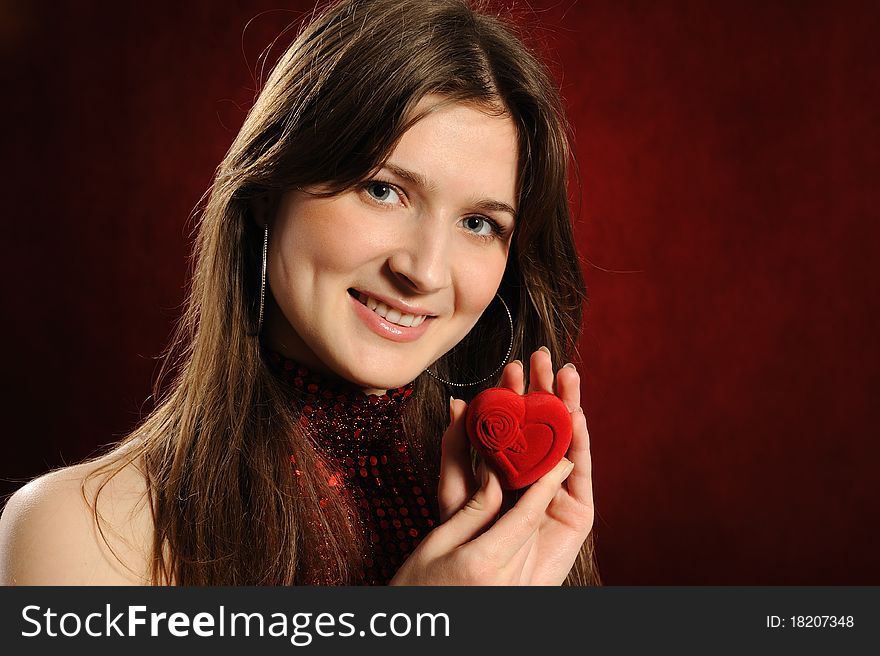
[88,0,599,585]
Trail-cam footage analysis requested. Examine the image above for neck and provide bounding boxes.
[264,303,389,396]
[264,348,407,403]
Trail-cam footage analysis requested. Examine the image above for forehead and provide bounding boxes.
[387,97,519,208]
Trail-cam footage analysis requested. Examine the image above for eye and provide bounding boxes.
[461,215,499,238]
[363,181,402,205]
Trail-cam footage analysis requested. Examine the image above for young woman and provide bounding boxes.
[0,0,598,586]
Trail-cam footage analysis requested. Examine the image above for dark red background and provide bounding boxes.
[2,0,878,584]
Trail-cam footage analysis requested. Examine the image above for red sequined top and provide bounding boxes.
[267,351,439,585]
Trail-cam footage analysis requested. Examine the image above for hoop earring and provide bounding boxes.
[256,223,268,335]
[424,293,514,388]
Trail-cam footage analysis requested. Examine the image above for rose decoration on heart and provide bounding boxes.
[472,404,526,453]
[465,387,573,490]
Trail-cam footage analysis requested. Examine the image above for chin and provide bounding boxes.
[359,374,419,392]
[345,364,422,392]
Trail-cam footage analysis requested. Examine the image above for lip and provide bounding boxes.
[349,291,433,343]
[349,288,438,318]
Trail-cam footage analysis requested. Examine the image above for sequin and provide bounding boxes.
[266,349,439,585]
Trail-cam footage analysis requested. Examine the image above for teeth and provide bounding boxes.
[354,291,428,328]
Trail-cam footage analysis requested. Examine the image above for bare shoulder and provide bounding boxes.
[0,450,154,585]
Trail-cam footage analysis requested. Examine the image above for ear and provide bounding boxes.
[249,192,274,228]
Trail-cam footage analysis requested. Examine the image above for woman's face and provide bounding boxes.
[264,96,519,393]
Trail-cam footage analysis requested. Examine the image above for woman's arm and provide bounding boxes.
[0,458,153,585]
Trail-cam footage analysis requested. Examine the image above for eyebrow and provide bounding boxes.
[382,162,517,223]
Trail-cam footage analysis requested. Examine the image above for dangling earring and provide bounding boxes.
[424,293,515,388]
[256,223,268,335]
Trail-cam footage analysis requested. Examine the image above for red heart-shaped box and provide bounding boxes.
[464,387,572,490]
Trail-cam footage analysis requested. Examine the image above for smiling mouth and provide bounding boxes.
[348,289,433,328]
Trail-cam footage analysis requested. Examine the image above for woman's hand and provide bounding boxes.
[389,347,594,585]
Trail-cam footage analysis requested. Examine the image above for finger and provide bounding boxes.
[437,398,477,522]
[564,403,594,508]
[528,347,554,394]
[506,533,538,584]
[431,460,504,549]
[554,362,581,413]
[554,363,593,505]
[471,457,575,564]
[499,359,525,394]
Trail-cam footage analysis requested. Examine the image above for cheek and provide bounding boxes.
[455,251,509,315]
[274,209,373,280]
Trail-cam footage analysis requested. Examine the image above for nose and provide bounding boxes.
[387,214,453,294]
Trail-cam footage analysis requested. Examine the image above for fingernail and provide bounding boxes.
[449,396,454,422]
[561,457,575,477]
[480,461,491,487]
[563,362,576,371]
[539,346,551,355]
[511,359,523,368]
